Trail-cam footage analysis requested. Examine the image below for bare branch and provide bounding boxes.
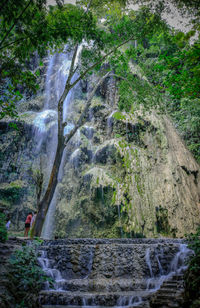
[66,44,79,84]
[72,65,79,76]
[64,71,111,146]
[0,37,26,51]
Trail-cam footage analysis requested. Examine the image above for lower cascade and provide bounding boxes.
[38,238,191,308]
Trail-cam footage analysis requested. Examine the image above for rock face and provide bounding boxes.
[38,238,190,308]
[54,102,200,238]
[0,90,200,237]
[0,55,199,237]
[0,116,57,230]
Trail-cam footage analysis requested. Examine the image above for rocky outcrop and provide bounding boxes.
[0,63,199,237]
[54,102,200,238]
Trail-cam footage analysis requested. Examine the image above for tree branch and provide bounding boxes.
[85,0,93,12]
[58,44,79,112]
[64,71,110,146]
[0,0,32,48]
[0,37,27,51]
[67,43,79,84]
[70,36,134,90]
[72,64,79,76]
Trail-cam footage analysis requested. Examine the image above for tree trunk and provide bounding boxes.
[34,134,65,237]
[32,36,133,238]
[33,73,110,237]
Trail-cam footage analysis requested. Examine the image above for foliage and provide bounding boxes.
[148,36,200,161]
[113,111,126,120]
[131,0,200,28]
[1,0,199,234]
[173,98,200,160]
[7,241,52,308]
[111,8,200,161]
[155,206,171,235]
[0,212,7,243]
[184,226,200,308]
[0,180,26,203]
[0,0,136,121]
[0,0,100,120]
[0,0,47,120]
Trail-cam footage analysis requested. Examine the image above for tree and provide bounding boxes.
[3,0,195,237]
[0,0,99,120]
[33,1,165,236]
[0,0,47,120]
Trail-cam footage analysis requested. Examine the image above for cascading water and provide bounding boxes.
[38,250,64,291]
[38,239,192,308]
[30,46,193,308]
[31,46,81,239]
[41,50,72,239]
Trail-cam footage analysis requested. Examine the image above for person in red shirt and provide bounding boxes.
[24,212,32,237]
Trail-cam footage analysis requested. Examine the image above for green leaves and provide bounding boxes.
[7,242,53,307]
[0,213,7,243]
[47,4,98,46]
[184,226,200,307]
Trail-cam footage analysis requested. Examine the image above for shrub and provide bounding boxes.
[0,212,7,243]
[7,241,52,308]
[184,226,200,307]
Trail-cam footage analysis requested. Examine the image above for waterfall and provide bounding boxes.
[38,239,192,307]
[30,46,80,240]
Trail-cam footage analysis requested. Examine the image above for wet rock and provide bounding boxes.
[93,144,117,164]
[38,239,190,308]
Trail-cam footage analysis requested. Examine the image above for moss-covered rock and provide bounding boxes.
[0,82,200,239]
[54,105,200,238]
[0,180,26,204]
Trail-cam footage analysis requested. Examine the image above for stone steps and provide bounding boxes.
[50,278,161,292]
[38,239,189,308]
[40,238,184,245]
[39,290,151,306]
[42,304,150,308]
[149,274,185,308]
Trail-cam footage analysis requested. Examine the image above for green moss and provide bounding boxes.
[0,180,26,204]
[113,111,126,121]
[0,199,10,208]
[118,140,127,149]
[155,206,171,235]
[91,96,104,107]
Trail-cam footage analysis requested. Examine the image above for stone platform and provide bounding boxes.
[38,238,190,308]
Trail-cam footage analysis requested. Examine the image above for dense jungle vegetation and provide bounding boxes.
[0,0,199,307]
[0,0,199,161]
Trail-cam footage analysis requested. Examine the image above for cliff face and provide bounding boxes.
[0,80,199,238]
[53,98,200,238]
